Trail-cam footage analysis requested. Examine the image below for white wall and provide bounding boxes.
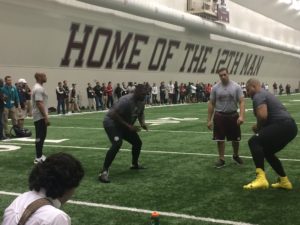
[228,1,300,47]
[148,0,187,11]
[150,0,300,47]
[0,0,299,107]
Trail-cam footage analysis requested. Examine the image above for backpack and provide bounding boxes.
[10,125,32,138]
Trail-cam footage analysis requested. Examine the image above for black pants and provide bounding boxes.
[248,119,298,176]
[34,119,47,158]
[107,96,114,108]
[102,125,142,171]
[160,94,165,104]
[57,98,65,114]
[152,94,158,104]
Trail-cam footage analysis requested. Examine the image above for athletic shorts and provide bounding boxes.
[213,111,241,141]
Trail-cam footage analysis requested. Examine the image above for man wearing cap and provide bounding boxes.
[70,83,80,113]
[16,78,28,128]
[21,79,33,117]
[1,76,20,137]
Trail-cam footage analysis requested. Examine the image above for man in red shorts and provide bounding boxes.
[207,68,245,168]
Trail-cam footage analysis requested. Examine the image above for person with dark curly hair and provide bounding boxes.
[1,152,84,225]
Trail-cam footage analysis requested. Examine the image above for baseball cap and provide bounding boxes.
[18,78,27,83]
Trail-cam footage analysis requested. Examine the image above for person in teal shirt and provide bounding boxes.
[0,78,5,140]
[2,76,20,137]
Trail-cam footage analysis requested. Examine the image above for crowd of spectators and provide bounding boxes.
[75,80,293,111]
[0,77,294,131]
[0,76,32,139]
[78,81,215,111]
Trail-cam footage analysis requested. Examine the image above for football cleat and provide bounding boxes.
[98,170,110,183]
[271,176,293,190]
[243,168,269,190]
[34,155,46,164]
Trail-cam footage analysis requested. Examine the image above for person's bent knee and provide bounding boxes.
[111,139,123,150]
[248,135,260,149]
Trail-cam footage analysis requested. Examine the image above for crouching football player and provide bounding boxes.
[244,78,298,190]
[99,84,148,183]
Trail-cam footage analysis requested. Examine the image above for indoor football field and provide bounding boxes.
[0,94,299,225]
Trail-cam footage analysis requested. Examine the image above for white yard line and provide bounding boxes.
[0,191,256,225]
[2,138,69,143]
[2,142,300,162]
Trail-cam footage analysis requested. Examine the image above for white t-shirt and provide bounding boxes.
[151,86,158,95]
[127,85,135,93]
[32,83,48,122]
[167,83,174,94]
[1,190,70,225]
[190,85,196,94]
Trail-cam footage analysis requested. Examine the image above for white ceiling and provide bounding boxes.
[231,0,300,31]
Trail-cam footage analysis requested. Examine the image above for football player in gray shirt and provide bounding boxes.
[32,73,49,164]
[207,67,245,168]
[99,84,148,183]
[244,78,298,190]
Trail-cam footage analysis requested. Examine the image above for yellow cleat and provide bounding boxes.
[271,176,293,190]
[243,168,269,190]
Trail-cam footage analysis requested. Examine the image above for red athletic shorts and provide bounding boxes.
[213,111,241,141]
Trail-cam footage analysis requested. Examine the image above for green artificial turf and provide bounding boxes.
[0,94,299,225]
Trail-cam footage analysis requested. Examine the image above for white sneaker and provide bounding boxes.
[34,155,46,164]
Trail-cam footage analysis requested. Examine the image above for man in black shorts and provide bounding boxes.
[99,84,148,183]
[243,78,298,190]
[207,68,245,168]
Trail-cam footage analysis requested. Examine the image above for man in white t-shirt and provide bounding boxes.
[167,81,174,104]
[32,73,49,164]
[151,83,158,105]
[1,152,84,225]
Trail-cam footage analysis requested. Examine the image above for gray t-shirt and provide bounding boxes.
[252,89,291,125]
[32,83,48,122]
[210,80,243,112]
[103,93,145,127]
